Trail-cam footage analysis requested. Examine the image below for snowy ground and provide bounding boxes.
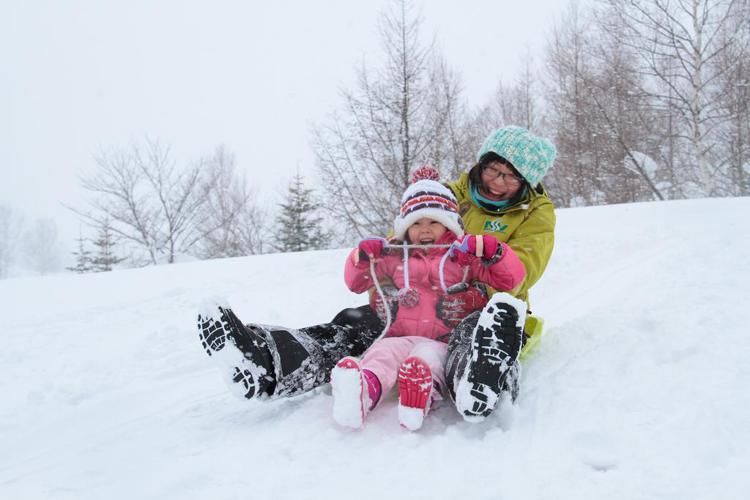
[1,198,748,500]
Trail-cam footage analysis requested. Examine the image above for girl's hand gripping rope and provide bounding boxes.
[354,237,388,267]
[450,234,502,266]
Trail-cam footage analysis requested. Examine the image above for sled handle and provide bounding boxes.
[384,243,453,249]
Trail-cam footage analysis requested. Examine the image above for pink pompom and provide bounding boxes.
[410,165,440,184]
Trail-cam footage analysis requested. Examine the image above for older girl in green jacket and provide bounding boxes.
[442,126,557,419]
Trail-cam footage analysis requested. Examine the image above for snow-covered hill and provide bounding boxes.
[1,198,748,500]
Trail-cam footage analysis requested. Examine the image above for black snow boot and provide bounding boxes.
[198,305,231,356]
[452,292,527,422]
[197,302,275,399]
[199,303,383,401]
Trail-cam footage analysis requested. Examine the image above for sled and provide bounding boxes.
[519,314,544,361]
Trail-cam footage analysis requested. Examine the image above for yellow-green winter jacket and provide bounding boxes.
[445,173,555,308]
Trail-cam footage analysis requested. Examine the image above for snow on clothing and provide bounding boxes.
[344,230,526,341]
[446,172,555,305]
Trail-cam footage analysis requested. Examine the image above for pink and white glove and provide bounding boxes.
[450,234,501,265]
[355,237,387,265]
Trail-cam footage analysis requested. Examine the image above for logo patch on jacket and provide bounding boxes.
[484,219,508,234]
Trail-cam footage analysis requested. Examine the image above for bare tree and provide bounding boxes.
[486,50,541,132]
[73,142,160,265]
[23,218,62,276]
[132,139,211,263]
[0,204,25,279]
[195,146,266,258]
[712,0,750,195]
[73,138,231,265]
[543,2,602,206]
[604,0,746,196]
[313,0,474,241]
[427,56,476,180]
[583,6,668,202]
[539,0,748,205]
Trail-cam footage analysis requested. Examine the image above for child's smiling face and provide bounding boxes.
[407,217,447,245]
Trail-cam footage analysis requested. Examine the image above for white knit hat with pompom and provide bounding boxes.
[392,165,464,240]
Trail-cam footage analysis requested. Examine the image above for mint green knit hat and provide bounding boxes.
[476,126,557,187]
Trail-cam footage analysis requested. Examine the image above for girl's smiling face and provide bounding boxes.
[479,160,524,201]
[407,217,447,245]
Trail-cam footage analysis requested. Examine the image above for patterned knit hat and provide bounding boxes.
[476,126,557,187]
[393,165,464,240]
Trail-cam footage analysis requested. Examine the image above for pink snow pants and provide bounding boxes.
[360,336,448,401]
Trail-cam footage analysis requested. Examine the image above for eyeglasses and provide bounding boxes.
[481,164,524,185]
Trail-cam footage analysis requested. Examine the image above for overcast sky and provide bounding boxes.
[2,0,565,251]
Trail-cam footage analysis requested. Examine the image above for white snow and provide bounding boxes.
[629,151,659,179]
[330,364,366,430]
[1,197,749,499]
[397,404,426,431]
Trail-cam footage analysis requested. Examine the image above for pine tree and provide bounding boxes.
[66,231,93,274]
[91,219,126,272]
[274,173,329,252]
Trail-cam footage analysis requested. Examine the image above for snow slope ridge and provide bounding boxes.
[1,197,748,500]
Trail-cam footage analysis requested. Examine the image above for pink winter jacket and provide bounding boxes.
[344,231,526,342]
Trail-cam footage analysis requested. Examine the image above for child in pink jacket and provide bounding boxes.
[332,166,526,430]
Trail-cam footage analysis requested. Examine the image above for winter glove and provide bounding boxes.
[356,237,387,263]
[436,283,489,328]
[369,284,399,324]
[450,234,501,266]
